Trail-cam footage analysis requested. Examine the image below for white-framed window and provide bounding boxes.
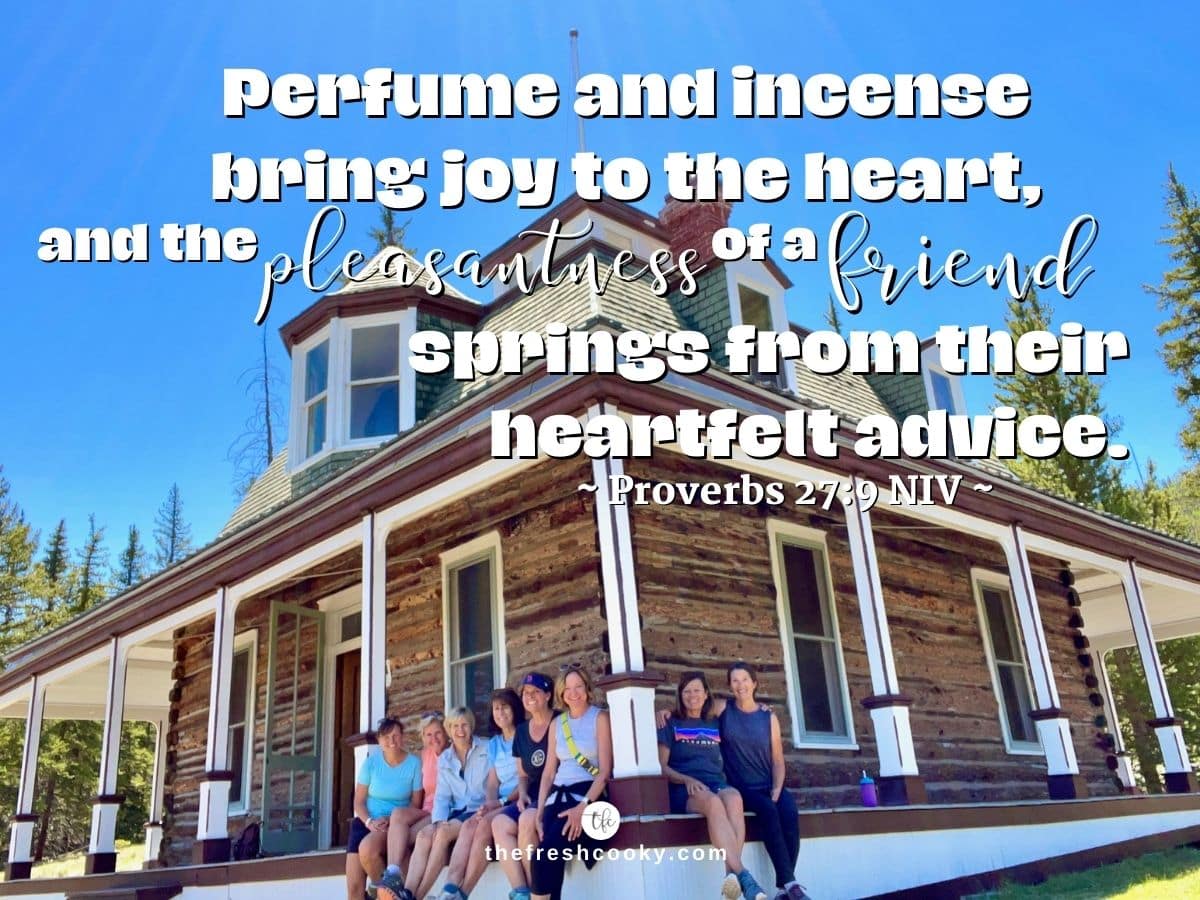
[920,342,966,415]
[347,322,401,440]
[972,570,1041,754]
[723,261,797,395]
[227,630,258,815]
[768,521,856,748]
[303,339,330,459]
[442,533,506,726]
[288,310,418,471]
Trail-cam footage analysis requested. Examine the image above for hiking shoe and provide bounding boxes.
[737,871,768,900]
[784,883,812,900]
[375,873,412,900]
[721,872,741,899]
[508,890,532,900]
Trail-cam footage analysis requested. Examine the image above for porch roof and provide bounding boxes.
[4,361,1200,700]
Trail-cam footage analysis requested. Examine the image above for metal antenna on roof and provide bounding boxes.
[569,29,587,155]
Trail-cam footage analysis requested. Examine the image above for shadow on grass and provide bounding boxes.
[971,846,1200,899]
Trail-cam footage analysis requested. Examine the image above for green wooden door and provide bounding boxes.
[261,600,324,854]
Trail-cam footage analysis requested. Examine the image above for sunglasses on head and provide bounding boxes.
[422,711,444,720]
[559,661,584,672]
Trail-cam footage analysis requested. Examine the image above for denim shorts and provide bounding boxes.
[668,779,729,814]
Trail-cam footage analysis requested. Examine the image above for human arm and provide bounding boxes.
[515,756,532,810]
[478,768,501,817]
[769,712,785,802]
[657,742,709,797]
[409,758,425,809]
[431,755,451,823]
[534,747,559,841]
[354,782,387,832]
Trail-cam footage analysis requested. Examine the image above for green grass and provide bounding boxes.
[973,847,1200,898]
[0,840,145,881]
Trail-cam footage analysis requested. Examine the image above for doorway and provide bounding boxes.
[331,648,361,846]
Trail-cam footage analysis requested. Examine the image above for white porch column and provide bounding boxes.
[143,718,168,866]
[1002,524,1086,799]
[842,477,924,805]
[1093,649,1136,789]
[354,511,388,772]
[6,675,46,881]
[1121,559,1197,792]
[86,636,130,874]
[195,586,235,862]
[588,411,665,816]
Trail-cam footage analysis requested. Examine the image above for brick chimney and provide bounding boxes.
[658,188,732,272]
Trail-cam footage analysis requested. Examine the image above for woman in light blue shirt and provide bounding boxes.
[436,688,526,900]
[400,706,489,900]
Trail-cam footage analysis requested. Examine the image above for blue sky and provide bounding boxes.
[2,1,1197,555]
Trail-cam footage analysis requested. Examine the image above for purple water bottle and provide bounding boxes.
[860,770,878,807]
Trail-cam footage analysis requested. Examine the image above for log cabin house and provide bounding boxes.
[3,193,1200,900]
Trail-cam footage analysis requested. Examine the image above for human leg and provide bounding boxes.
[403,822,435,894]
[461,808,501,894]
[388,807,429,872]
[516,807,540,890]
[687,791,744,873]
[418,820,462,899]
[739,788,791,889]
[491,811,528,892]
[719,788,746,852]
[441,816,479,890]
[347,852,367,900]
[529,800,570,900]
[773,789,804,898]
[358,829,388,884]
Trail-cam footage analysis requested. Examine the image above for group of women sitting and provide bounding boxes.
[345,662,808,900]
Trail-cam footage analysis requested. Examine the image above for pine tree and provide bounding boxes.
[153,484,193,569]
[0,468,41,656]
[73,514,109,613]
[368,206,414,255]
[993,287,1134,516]
[824,294,844,335]
[113,524,147,591]
[1146,166,1200,456]
[42,519,68,584]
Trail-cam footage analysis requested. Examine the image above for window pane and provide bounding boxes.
[930,372,955,412]
[306,398,327,457]
[351,325,399,381]
[794,637,845,735]
[998,664,1036,743]
[350,382,399,439]
[453,656,495,728]
[304,340,329,401]
[229,647,250,724]
[454,559,493,657]
[228,723,245,805]
[982,588,1018,662]
[783,544,825,636]
[738,285,773,331]
[341,611,362,642]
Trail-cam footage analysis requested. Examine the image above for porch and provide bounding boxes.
[4,377,1200,896]
[2,794,1198,899]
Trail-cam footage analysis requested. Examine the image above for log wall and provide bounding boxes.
[162,457,605,865]
[627,454,1121,808]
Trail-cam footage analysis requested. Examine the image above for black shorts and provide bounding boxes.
[498,802,522,823]
[347,818,371,853]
